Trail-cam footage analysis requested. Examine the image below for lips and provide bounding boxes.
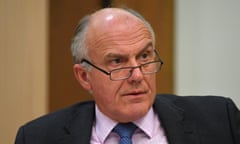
[122,90,147,96]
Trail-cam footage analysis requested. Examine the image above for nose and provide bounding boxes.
[127,66,144,83]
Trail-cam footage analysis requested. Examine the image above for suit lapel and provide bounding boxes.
[55,95,200,144]
[154,95,200,144]
[58,102,95,144]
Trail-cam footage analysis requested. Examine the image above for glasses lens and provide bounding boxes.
[111,68,132,80]
[142,61,161,74]
[110,61,162,80]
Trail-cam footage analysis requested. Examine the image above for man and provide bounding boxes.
[15,7,240,144]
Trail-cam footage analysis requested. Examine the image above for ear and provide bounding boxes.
[73,64,92,91]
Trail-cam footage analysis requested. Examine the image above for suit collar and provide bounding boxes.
[154,95,200,144]
[58,101,95,144]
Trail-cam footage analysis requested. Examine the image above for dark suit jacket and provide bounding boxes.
[15,94,240,144]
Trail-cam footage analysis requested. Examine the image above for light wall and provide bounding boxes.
[175,0,240,107]
[0,0,48,143]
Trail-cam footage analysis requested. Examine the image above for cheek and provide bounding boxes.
[89,73,121,102]
[146,75,157,92]
[152,77,157,92]
[91,79,124,116]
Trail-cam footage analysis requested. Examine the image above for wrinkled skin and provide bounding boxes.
[74,8,157,122]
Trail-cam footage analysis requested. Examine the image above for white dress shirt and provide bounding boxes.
[90,105,168,144]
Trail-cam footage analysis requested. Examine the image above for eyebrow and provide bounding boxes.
[104,42,154,60]
[139,42,154,54]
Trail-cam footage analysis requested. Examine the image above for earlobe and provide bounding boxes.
[73,64,92,91]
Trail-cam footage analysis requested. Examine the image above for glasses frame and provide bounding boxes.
[80,49,164,81]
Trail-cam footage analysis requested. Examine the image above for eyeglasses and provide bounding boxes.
[80,50,163,81]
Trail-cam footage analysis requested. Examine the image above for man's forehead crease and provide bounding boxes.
[104,53,128,60]
[103,43,153,59]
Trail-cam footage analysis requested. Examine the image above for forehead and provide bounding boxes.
[86,8,152,59]
[90,8,141,29]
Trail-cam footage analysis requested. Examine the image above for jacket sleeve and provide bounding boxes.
[226,98,240,144]
[15,126,25,144]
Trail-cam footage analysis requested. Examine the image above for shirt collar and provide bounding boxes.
[95,106,117,143]
[134,107,156,138]
[95,105,156,142]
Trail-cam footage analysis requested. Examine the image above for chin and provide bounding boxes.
[124,103,151,121]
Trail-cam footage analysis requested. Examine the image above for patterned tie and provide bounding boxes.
[113,123,137,144]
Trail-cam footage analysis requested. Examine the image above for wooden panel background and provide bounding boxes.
[49,0,174,112]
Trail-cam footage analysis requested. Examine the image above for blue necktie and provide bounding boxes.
[113,123,137,144]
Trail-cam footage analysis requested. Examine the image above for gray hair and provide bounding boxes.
[70,8,156,66]
[71,15,90,65]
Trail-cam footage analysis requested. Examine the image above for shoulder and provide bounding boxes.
[20,100,95,132]
[15,101,95,143]
[154,94,240,143]
[156,94,235,106]
[155,94,239,116]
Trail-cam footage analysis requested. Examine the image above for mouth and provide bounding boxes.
[122,90,148,97]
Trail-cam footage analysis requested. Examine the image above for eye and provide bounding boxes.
[104,54,127,69]
[108,58,124,67]
[139,52,151,61]
[141,53,148,59]
[112,58,121,64]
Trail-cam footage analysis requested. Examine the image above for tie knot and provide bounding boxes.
[113,123,137,138]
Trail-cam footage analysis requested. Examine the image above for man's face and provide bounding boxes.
[84,9,157,122]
